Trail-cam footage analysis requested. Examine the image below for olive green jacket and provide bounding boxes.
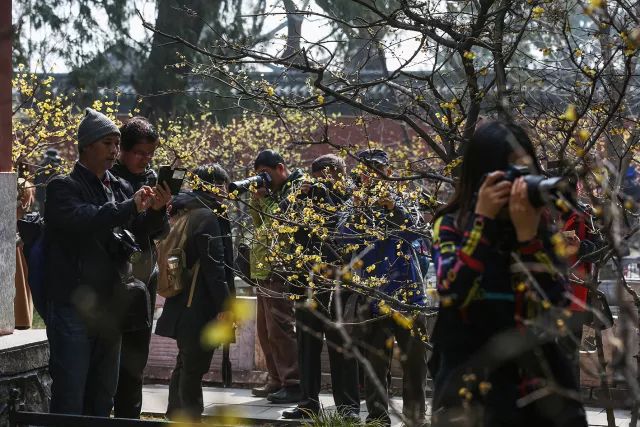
[249,169,304,280]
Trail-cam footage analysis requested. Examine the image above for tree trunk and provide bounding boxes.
[281,0,303,60]
[134,0,210,118]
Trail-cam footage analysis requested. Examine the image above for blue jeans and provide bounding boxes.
[46,301,122,416]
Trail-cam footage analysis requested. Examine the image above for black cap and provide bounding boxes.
[311,154,346,174]
[254,149,285,170]
[45,148,60,158]
[356,148,389,167]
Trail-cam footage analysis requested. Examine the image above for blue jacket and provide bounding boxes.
[338,199,426,314]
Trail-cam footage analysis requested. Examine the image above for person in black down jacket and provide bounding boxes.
[110,116,170,419]
[282,154,361,421]
[430,121,587,427]
[155,164,235,421]
[44,108,170,416]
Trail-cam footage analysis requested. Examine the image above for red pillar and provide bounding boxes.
[0,1,12,172]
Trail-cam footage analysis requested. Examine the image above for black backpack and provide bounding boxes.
[17,213,47,318]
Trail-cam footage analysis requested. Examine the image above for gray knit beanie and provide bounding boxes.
[77,108,121,151]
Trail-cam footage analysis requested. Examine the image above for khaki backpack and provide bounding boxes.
[157,210,200,306]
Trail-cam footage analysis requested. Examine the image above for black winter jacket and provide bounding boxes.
[110,161,169,282]
[110,161,158,190]
[44,163,168,319]
[155,191,235,347]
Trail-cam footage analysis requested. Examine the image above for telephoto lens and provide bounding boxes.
[228,172,272,195]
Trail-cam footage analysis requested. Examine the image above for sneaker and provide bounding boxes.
[251,383,280,397]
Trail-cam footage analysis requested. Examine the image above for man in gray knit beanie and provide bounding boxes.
[77,108,121,152]
[42,106,171,417]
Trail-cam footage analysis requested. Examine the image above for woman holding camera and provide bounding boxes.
[430,121,587,427]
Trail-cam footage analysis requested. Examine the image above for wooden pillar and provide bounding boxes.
[0,1,14,336]
[0,0,11,172]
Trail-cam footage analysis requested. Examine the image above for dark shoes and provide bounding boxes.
[281,406,319,419]
[267,385,303,404]
[341,410,361,423]
[281,406,360,422]
[251,383,280,397]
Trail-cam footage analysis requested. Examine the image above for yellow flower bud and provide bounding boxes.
[479,381,492,395]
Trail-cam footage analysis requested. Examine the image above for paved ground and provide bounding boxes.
[142,385,633,426]
[142,385,408,425]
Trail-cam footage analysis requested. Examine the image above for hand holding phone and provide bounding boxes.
[151,182,172,211]
[158,165,187,195]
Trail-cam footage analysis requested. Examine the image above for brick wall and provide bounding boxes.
[144,295,411,385]
[145,296,262,384]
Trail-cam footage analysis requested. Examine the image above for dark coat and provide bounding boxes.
[44,162,168,327]
[110,161,169,269]
[110,161,157,191]
[110,161,170,325]
[288,183,351,296]
[431,212,567,358]
[338,198,426,314]
[155,191,235,347]
[430,212,585,425]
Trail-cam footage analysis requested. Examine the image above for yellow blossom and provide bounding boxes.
[479,382,492,395]
[201,320,234,348]
[560,104,577,121]
[532,6,544,19]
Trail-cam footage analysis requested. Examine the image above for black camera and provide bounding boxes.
[297,181,330,201]
[228,171,272,195]
[502,165,572,208]
[111,229,142,264]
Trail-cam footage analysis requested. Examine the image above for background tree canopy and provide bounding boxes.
[13,0,277,118]
[11,2,640,422]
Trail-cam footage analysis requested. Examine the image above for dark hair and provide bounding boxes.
[119,117,159,151]
[254,149,285,170]
[311,154,346,175]
[436,121,541,226]
[192,164,230,189]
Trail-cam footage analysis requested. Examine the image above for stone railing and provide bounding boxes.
[0,330,50,425]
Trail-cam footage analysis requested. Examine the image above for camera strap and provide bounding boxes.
[186,261,201,308]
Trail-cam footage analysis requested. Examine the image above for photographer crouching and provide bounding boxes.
[44,109,171,416]
[430,121,587,426]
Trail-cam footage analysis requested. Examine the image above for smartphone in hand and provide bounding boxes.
[158,165,187,195]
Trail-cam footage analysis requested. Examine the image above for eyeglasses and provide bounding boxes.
[131,150,154,159]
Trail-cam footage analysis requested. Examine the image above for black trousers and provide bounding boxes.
[113,325,153,418]
[114,277,157,419]
[364,314,429,426]
[295,291,360,414]
[166,340,215,420]
[47,301,121,416]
